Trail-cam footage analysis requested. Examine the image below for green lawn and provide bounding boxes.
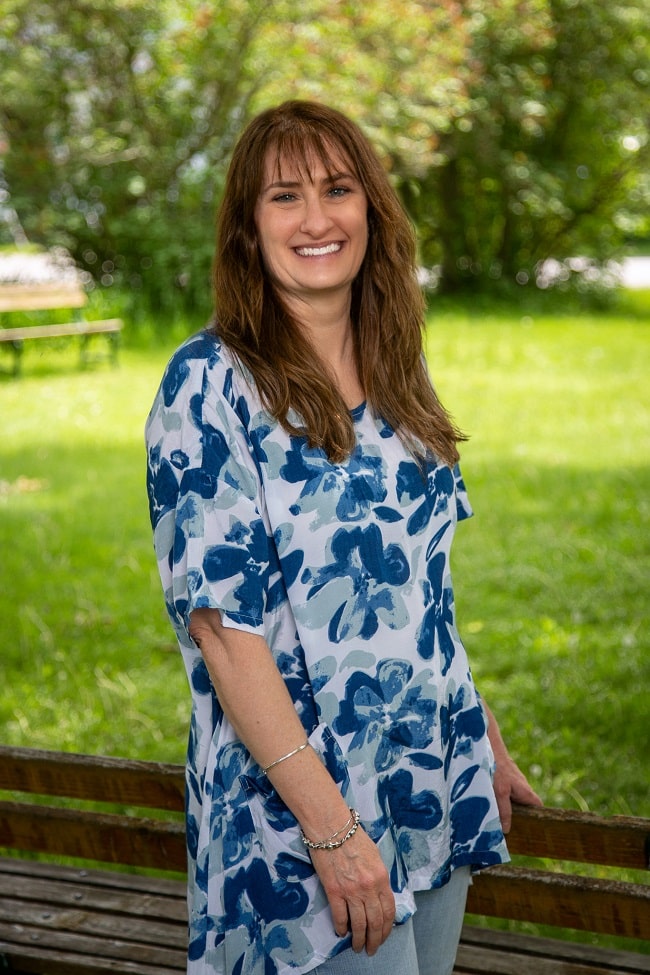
[1,297,648,821]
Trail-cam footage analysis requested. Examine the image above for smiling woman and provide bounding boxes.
[145,100,541,975]
[254,154,368,325]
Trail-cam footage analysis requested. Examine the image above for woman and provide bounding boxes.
[145,100,541,975]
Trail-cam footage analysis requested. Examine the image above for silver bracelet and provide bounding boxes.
[301,809,361,851]
[261,740,310,776]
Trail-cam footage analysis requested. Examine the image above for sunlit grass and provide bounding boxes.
[425,293,650,818]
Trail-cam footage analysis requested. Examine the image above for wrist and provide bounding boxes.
[301,809,361,851]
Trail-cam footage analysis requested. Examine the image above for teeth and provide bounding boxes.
[295,243,341,257]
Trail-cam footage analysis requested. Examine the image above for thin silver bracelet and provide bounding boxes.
[261,740,310,776]
[301,809,361,851]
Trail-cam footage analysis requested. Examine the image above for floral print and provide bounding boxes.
[145,331,508,975]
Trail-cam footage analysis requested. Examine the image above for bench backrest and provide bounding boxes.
[0,746,648,941]
[0,282,87,313]
[0,746,185,871]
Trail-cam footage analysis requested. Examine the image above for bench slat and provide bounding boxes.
[0,870,185,923]
[507,804,650,871]
[0,746,184,811]
[0,896,185,950]
[0,319,122,341]
[0,283,87,312]
[457,925,650,975]
[0,933,185,975]
[0,802,186,871]
[0,857,184,895]
[467,865,650,940]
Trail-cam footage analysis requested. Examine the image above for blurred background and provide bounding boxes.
[1,0,649,319]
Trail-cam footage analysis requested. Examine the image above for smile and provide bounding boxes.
[294,243,342,257]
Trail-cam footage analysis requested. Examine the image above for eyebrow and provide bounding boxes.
[261,171,356,194]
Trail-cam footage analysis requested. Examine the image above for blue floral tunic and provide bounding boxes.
[145,330,508,975]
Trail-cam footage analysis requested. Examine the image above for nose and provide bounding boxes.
[300,194,334,237]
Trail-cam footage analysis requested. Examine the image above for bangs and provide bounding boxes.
[265,125,358,184]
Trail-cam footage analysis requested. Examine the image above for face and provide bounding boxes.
[254,146,368,312]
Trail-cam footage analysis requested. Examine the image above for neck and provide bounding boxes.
[286,293,364,409]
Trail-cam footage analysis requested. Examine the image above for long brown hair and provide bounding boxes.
[212,100,465,466]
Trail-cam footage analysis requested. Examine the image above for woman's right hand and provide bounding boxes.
[309,826,395,955]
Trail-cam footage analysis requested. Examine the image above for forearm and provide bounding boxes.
[189,608,351,838]
[483,700,508,762]
[482,697,543,831]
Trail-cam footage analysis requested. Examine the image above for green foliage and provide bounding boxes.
[0,296,648,821]
[0,1,649,306]
[0,0,275,318]
[402,0,650,288]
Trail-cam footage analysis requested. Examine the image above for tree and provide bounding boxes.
[0,0,274,314]
[1,0,648,309]
[395,0,650,290]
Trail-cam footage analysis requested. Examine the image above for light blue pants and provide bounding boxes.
[313,866,470,975]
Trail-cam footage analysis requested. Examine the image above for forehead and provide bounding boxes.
[261,140,356,185]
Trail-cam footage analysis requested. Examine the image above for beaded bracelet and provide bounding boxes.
[300,808,361,851]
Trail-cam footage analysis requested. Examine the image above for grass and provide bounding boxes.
[1,295,649,823]
[425,294,650,818]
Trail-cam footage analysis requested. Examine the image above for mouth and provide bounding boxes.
[294,242,343,257]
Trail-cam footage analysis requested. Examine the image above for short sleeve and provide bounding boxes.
[453,463,473,522]
[145,336,271,641]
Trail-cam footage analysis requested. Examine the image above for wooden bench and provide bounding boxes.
[0,746,648,975]
[0,281,123,377]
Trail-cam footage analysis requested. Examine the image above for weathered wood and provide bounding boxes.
[0,859,186,975]
[506,803,650,871]
[0,897,184,949]
[0,745,184,811]
[0,282,87,312]
[467,865,650,940]
[0,930,185,975]
[0,856,185,899]
[456,925,650,974]
[0,802,186,871]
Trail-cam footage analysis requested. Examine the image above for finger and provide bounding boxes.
[379,890,396,943]
[364,899,389,956]
[329,895,350,940]
[498,795,513,833]
[347,900,367,953]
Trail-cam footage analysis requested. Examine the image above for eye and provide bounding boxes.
[271,192,297,203]
[327,185,351,198]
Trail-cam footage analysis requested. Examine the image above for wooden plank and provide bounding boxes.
[507,804,650,871]
[0,870,186,923]
[0,746,184,811]
[0,283,87,312]
[467,866,650,940]
[0,802,186,871]
[0,856,187,892]
[0,896,185,949]
[455,940,648,975]
[0,930,185,974]
[0,319,123,341]
[457,925,650,974]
